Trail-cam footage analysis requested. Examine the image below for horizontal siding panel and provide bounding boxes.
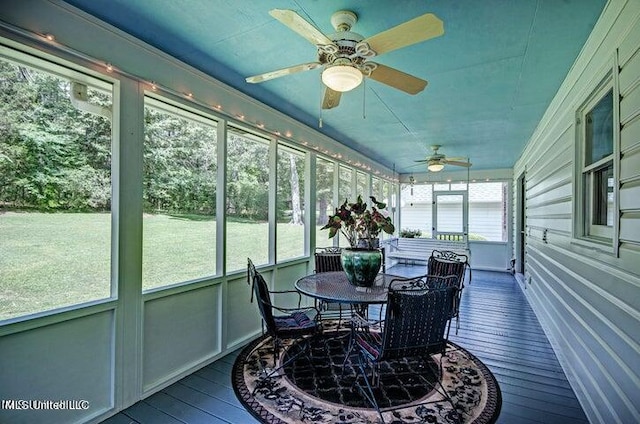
[618,243,640,277]
[527,251,640,420]
[619,49,640,96]
[618,13,640,68]
[620,146,640,181]
[527,169,572,199]
[529,247,640,348]
[620,83,640,125]
[620,180,640,210]
[527,183,572,207]
[527,142,572,188]
[527,200,572,217]
[527,217,572,233]
[526,264,639,424]
[526,123,573,173]
[620,212,640,243]
[621,114,640,152]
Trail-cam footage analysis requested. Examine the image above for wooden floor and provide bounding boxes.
[102,266,589,424]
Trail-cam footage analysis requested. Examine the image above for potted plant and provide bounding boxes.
[321,195,395,286]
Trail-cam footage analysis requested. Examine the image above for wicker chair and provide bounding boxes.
[351,282,459,422]
[427,249,470,335]
[247,258,320,376]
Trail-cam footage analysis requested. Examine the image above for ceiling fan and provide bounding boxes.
[245,9,444,109]
[415,145,472,172]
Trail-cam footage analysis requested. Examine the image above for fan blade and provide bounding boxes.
[368,64,427,94]
[444,159,472,167]
[246,62,321,83]
[362,13,444,56]
[414,159,429,163]
[322,87,342,109]
[269,9,333,46]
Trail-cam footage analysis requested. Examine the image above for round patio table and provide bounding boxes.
[295,271,398,305]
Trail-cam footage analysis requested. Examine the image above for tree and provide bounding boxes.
[0,60,112,211]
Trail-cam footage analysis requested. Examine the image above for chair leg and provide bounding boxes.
[354,353,385,423]
[432,353,462,423]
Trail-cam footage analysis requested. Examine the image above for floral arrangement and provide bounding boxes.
[321,195,395,249]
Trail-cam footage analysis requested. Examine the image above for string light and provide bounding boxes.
[15,25,394,183]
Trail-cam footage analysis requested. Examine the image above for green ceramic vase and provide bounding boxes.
[340,248,382,287]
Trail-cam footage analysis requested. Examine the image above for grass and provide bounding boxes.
[0,212,312,321]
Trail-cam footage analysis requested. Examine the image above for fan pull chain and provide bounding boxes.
[362,78,366,119]
[319,75,323,128]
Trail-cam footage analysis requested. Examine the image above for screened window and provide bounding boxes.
[338,166,353,247]
[356,171,368,197]
[339,166,353,202]
[316,158,335,248]
[277,145,305,260]
[578,80,615,241]
[0,54,112,321]
[226,127,270,271]
[400,183,432,237]
[142,98,217,290]
[468,182,508,242]
[379,180,391,240]
[371,177,381,200]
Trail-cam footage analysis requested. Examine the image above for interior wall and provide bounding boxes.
[513,0,640,422]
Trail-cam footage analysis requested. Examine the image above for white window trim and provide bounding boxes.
[573,54,620,256]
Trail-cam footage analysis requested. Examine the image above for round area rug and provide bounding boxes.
[232,324,501,424]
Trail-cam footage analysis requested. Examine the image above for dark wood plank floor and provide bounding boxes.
[103,266,588,424]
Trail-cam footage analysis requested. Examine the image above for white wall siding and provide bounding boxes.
[0,311,115,424]
[514,1,640,423]
[142,286,221,393]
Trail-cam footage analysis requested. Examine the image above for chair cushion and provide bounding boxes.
[274,311,317,335]
[355,330,383,360]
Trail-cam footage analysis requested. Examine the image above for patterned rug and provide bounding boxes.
[232,323,501,423]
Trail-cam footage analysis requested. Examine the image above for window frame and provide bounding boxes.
[574,60,620,254]
[0,45,116,323]
[141,95,220,291]
[275,142,307,262]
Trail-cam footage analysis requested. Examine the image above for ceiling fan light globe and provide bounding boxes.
[322,65,363,92]
[427,161,444,172]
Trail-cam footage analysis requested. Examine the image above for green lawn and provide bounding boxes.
[0,212,313,321]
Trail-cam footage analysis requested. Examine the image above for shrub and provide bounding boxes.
[400,228,422,238]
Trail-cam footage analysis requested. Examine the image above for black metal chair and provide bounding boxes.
[427,250,470,335]
[247,258,320,378]
[313,247,348,325]
[314,246,343,272]
[350,282,459,422]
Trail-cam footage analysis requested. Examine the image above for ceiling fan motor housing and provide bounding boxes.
[331,10,357,31]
